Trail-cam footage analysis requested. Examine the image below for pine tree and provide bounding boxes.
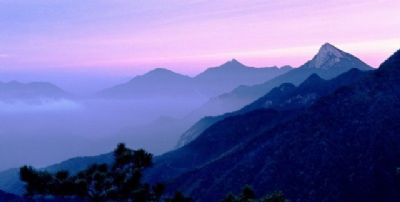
[20,143,177,202]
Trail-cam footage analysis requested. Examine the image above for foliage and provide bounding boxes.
[221,186,287,202]
[164,192,193,202]
[20,143,177,202]
[20,143,287,202]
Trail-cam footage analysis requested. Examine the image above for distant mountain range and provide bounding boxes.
[151,49,400,201]
[0,81,70,102]
[190,43,373,117]
[98,61,292,99]
[1,44,394,202]
[176,68,370,148]
[97,68,198,99]
[176,43,373,147]
[193,59,292,97]
[146,67,371,183]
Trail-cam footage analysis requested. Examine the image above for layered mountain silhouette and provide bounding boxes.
[194,59,292,97]
[146,67,371,183]
[98,68,198,99]
[1,45,395,202]
[98,61,291,99]
[0,65,373,199]
[177,43,373,147]
[152,49,400,201]
[0,81,69,101]
[190,43,373,117]
[176,68,369,147]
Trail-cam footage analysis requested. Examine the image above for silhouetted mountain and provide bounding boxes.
[191,43,373,117]
[98,62,291,99]
[0,81,69,101]
[176,68,369,147]
[97,68,199,99]
[0,65,369,197]
[1,47,389,202]
[194,59,292,97]
[150,68,369,184]
[0,48,393,200]
[160,49,400,201]
[302,43,372,71]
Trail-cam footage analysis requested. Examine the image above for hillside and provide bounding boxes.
[164,49,400,201]
[190,43,373,117]
[177,68,369,147]
[0,81,70,101]
[98,62,291,100]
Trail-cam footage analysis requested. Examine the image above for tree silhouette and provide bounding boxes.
[164,192,192,202]
[20,143,183,202]
[221,186,288,202]
[20,144,286,202]
[240,185,255,201]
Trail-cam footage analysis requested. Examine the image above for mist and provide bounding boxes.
[0,57,293,172]
[0,96,206,171]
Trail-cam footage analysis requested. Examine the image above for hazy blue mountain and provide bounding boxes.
[98,62,291,100]
[193,59,292,97]
[190,43,373,117]
[0,67,370,196]
[0,46,381,201]
[110,116,192,154]
[162,49,400,201]
[176,68,369,147]
[0,81,69,101]
[97,68,199,99]
[148,68,370,184]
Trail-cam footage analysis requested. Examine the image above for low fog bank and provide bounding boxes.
[0,96,207,171]
[0,99,81,113]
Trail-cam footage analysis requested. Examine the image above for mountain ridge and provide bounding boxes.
[189,43,373,118]
[0,81,70,101]
[98,60,292,99]
[164,49,400,201]
[151,68,370,184]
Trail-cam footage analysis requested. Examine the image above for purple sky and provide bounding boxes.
[1,0,400,79]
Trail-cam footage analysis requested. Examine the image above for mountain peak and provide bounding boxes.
[220,59,247,69]
[300,43,372,70]
[307,73,324,81]
[128,68,189,83]
[229,58,240,63]
[141,68,187,78]
[318,43,344,56]
[299,43,359,70]
[320,42,338,50]
[147,68,174,75]
[312,43,346,68]
[298,73,325,89]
